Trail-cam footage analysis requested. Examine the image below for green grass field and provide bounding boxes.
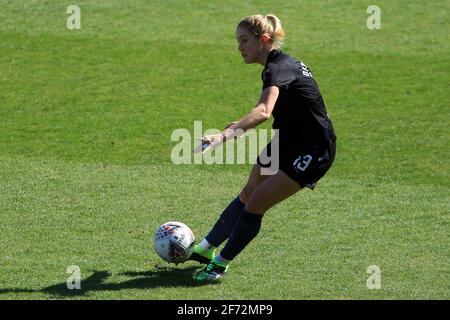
[0,0,448,300]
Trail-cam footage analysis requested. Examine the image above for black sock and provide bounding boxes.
[205,197,245,247]
[219,208,263,261]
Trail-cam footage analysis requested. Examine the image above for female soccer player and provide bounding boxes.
[190,14,337,282]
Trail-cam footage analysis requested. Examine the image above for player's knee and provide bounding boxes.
[245,197,266,216]
[245,188,272,215]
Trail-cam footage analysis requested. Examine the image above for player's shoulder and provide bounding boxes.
[263,50,293,78]
[266,50,290,68]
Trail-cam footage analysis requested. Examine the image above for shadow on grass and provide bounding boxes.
[0,265,215,297]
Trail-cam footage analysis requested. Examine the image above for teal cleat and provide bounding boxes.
[193,259,229,282]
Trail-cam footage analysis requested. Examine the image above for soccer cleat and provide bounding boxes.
[192,259,229,282]
[188,245,217,264]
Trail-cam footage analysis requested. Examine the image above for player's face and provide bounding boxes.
[236,27,263,64]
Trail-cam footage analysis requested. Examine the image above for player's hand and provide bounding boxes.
[193,132,224,154]
[193,122,245,154]
[202,132,225,146]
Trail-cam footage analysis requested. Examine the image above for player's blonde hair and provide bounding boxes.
[237,14,285,49]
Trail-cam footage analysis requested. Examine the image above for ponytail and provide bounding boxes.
[265,14,285,48]
[237,14,286,49]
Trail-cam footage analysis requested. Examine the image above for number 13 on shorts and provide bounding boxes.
[293,155,313,172]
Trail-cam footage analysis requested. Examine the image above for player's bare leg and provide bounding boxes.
[190,164,269,265]
[239,164,271,203]
[193,170,301,281]
[245,169,302,214]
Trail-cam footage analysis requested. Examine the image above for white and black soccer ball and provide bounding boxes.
[153,221,195,263]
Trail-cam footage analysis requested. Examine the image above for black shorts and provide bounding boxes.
[257,140,336,189]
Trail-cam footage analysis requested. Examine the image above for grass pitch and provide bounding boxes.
[0,0,448,299]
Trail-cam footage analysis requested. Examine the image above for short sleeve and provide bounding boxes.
[262,63,295,90]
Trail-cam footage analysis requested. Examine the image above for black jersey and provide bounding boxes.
[262,49,336,148]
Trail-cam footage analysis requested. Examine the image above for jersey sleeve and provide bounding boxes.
[262,62,295,89]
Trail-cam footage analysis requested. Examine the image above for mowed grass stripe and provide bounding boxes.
[0,31,448,188]
[0,155,448,299]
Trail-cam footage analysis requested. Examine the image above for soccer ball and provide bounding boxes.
[153,221,195,263]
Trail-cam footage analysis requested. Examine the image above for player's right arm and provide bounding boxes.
[226,85,279,132]
[195,86,279,154]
